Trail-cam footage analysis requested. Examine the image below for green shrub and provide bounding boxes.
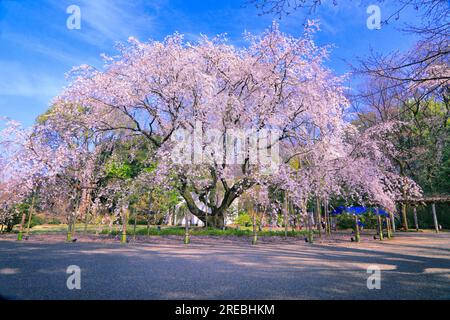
[359,211,378,229]
[128,215,148,225]
[336,213,355,229]
[336,211,378,230]
[30,215,45,228]
[235,213,252,227]
[3,212,21,232]
[48,217,62,225]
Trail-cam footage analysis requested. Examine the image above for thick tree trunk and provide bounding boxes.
[179,177,252,229]
[197,209,226,229]
[171,207,176,226]
[182,193,227,228]
[206,211,225,229]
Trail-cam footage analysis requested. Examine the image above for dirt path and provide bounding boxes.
[0,232,449,299]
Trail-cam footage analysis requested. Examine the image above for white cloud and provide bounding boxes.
[0,61,62,97]
[1,31,87,66]
[73,0,158,46]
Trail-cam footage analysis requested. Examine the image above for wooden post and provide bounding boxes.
[70,189,84,241]
[83,211,89,235]
[252,207,258,245]
[71,213,77,240]
[71,196,83,240]
[385,216,392,239]
[377,214,383,241]
[25,210,33,237]
[413,207,419,231]
[284,194,288,239]
[325,200,331,236]
[25,195,36,239]
[17,213,26,241]
[401,203,409,231]
[93,206,100,235]
[316,198,322,238]
[289,201,295,233]
[184,208,190,244]
[66,215,73,242]
[147,198,152,236]
[133,208,137,240]
[121,208,128,243]
[328,215,332,233]
[307,212,313,243]
[108,214,113,234]
[390,212,396,233]
[303,201,313,243]
[147,213,151,236]
[82,190,90,235]
[354,215,360,242]
[203,194,209,229]
[432,203,439,233]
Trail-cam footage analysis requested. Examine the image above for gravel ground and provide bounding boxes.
[0,231,449,300]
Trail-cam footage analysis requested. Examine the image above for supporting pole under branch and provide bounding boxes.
[432,203,439,233]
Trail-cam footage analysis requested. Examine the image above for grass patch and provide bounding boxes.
[103,226,313,237]
[10,223,314,237]
[12,223,106,234]
[5,223,446,237]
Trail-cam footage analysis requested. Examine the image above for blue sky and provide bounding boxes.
[0,0,421,127]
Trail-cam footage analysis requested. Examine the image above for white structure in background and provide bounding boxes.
[169,193,239,227]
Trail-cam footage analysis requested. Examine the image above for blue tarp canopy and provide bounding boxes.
[331,206,388,216]
[376,208,389,217]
